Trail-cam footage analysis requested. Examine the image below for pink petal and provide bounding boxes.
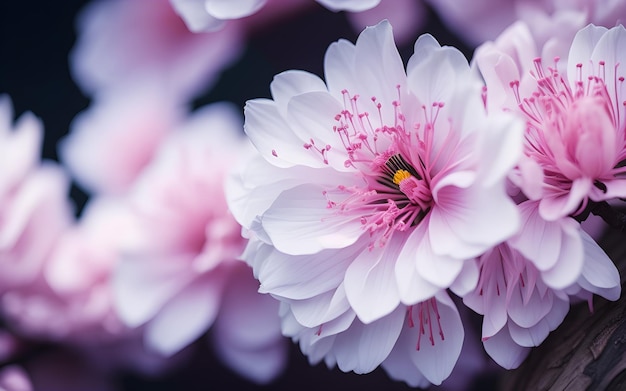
[144,271,226,356]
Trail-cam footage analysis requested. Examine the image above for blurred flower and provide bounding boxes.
[227,20,523,385]
[59,83,185,196]
[70,0,244,100]
[0,365,32,391]
[112,102,287,384]
[428,0,626,47]
[0,95,73,292]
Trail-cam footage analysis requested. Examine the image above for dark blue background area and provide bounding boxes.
[0,2,496,390]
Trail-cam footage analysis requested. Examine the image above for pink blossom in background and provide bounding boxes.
[112,102,287,384]
[59,83,185,196]
[70,0,244,100]
[476,23,626,222]
[0,197,142,344]
[0,96,73,292]
[0,366,32,391]
[227,20,524,386]
[428,0,626,47]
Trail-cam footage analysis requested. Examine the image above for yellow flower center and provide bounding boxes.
[392,169,412,185]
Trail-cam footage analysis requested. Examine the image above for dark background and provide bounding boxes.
[0,2,494,390]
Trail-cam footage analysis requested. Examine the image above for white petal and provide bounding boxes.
[407,34,470,107]
[405,292,464,385]
[449,259,479,297]
[429,182,520,258]
[270,70,328,118]
[262,183,364,255]
[381,343,431,388]
[255,242,360,301]
[316,0,381,12]
[244,99,326,168]
[205,0,266,19]
[395,224,446,305]
[482,327,530,369]
[169,0,224,32]
[287,286,351,328]
[113,255,194,327]
[577,231,621,300]
[344,233,403,324]
[567,25,608,83]
[332,306,405,374]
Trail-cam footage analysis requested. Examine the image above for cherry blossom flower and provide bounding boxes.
[70,0,244,100]
[462,200,620,368]
[227,20,523,385]
[476,23,626,222]
[112,103,287,384]
[0,95,73,293]
[428,0,626,47]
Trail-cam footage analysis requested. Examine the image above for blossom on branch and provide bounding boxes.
[227,20,524,386]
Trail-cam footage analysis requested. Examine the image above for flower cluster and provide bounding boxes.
[2,0,626,390]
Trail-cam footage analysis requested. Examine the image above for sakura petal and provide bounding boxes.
[396,220,463,292]
[113,255,194,327]
[578,232,621,300]
[316,0,381,12]
[244,99,327,168]
[449,258,479,298]
[170,0,224,32]
[256,242,359,301]
[144,272,225,356]
[344,233,403,324]
[429,182,519,258]
[204,0,266,19]
[406,292,464,385]
[483,327,530,369]
[270,70,328,118]
[381,344,431,389]
[567,24,609,83]
[262,184,364,255]
[507,286,552,329]
[332,306,405,374]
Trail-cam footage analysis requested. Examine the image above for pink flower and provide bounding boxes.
[0,366,32,391]
[0,96,73,292]
[0,198,140,344]
[70,0,244,99]
[429,0,626,47]
[462,201,620,368]
[477,24,626,222]
[112,103,287,384]
[59,83,185,196]
[227,20,523,385]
